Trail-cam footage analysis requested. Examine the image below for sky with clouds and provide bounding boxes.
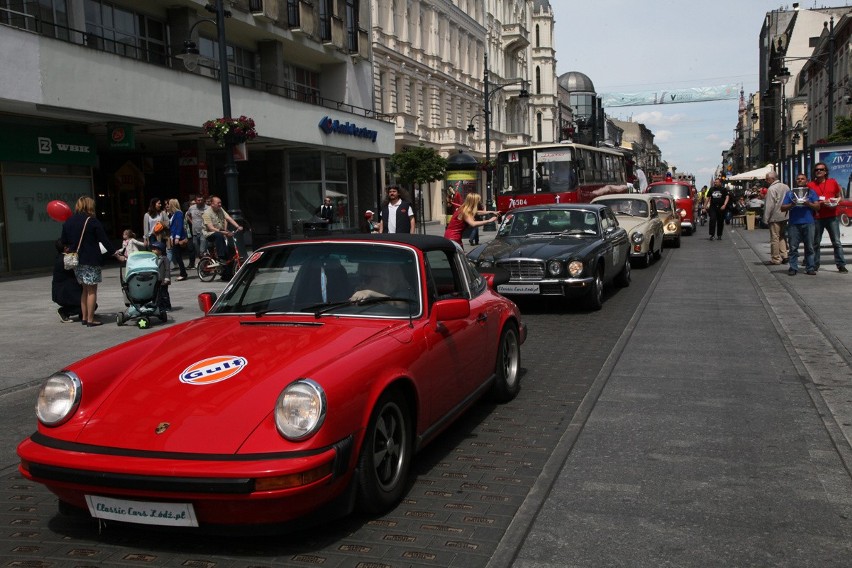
[550,0,795,186]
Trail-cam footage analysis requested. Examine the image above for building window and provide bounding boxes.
[198,37,257,88]
[319,0,332,42]
[286,0,300,27]
[1,0,69,40]
[84,0,167,65]
[536,66,541,94]
[536,112,542,142]
[284,64,320,104]
[345,0,358,52]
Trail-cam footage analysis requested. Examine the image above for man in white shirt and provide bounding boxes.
[377,186,415,234]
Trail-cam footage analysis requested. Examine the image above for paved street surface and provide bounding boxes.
[1,223,851,566]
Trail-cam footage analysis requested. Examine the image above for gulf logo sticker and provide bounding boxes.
[180,356,248,385]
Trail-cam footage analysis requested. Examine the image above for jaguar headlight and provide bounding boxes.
[478,259,494,269]
[275,379,326,441]
[666,222,678,233]
[631,232,644,244]
[568,260,584,277]
[36,372,81,426]
[547,260,562,276]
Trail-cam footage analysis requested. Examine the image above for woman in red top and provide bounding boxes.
[443,193,499,247]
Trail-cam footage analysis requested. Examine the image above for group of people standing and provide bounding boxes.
[761,162,847,276]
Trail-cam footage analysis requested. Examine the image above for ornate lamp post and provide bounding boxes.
[478,54,529,211]
[177,0,240,214]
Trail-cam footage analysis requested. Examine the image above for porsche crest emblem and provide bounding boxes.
[155,422,170,434]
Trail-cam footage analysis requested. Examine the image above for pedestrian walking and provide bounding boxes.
[809,162,847,273]
[186,195,208,269]
[781,173,820,276]
[704,178,730,240]
[166,199,189,281]
[762,171,789,265]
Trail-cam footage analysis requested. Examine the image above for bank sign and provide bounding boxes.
[0,126,97,166]
[318,116,378,143]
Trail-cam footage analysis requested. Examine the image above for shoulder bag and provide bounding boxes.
[63,217,90,270]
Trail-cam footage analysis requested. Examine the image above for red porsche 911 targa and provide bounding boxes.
[18,235,525,531]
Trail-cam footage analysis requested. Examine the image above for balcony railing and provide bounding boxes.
[0,6,388,122]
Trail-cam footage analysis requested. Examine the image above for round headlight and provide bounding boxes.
[36,372,81,426]
[568,260,584,277]
[275,379,326,441]
[631,232,644,244]
[666,222,678,232]
[547,260,562,276]
[479,260,494,269]
[679,209,687,218]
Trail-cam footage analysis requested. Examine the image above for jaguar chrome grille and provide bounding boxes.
[497,259,545,280]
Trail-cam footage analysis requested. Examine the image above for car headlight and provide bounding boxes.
[275,379,326,441]
[478,259,494,269]
[36,372,81,427]
[666,222,678,232]
[547,260,562,276]
[568,260,584,277]
[631,232,644,244]
[679,209,687,218]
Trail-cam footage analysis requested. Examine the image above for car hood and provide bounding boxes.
[69,317,399,453]
[615,217,650,232]
[476,235,598,260]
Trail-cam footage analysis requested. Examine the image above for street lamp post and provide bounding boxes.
[177,0,240,215]
[477,54,528,211]
[774,67,790,184]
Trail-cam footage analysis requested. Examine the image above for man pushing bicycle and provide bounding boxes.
[202,196,243,280]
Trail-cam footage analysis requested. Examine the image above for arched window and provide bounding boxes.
[536,112,543,142]
[536,66,541,95]
[535,24,540,48]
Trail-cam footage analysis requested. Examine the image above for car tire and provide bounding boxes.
[585,265,604,311]
[489,324,521,403]
[641,248,652,268]
[653,239,662,260]
[615,255,631,287]
[356,389,412,514]
[197,257,218,282]
[841,213,850,227]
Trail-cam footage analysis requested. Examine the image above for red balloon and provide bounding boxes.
[47,200,72,222]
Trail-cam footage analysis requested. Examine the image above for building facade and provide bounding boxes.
[0,0,394,272]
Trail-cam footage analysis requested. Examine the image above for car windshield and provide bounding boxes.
[652,184,690,199]
[599,198,648,217]
[497,209,599,237]
[653,197,673,212]
[211,243,421,318]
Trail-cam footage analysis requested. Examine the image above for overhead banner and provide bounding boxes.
[601,85,740,107]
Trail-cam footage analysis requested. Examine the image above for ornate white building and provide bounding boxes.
[371,0,559,222]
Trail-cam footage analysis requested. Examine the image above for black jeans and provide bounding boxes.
[708,207,725,237]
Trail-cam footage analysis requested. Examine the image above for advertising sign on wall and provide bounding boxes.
[812,143,852,246]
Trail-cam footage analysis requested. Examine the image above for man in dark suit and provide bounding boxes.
[317,196,335,227]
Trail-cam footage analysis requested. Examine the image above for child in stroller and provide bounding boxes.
[116,241,170,328]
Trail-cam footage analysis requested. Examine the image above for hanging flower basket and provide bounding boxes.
[476,158,495,172]
[202,116,258,148]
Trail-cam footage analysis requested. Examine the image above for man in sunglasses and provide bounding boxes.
[809,162,847,273]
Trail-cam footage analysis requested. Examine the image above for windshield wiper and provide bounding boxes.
[306,296,414,318]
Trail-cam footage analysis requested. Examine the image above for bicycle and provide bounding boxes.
[197,230,245,282]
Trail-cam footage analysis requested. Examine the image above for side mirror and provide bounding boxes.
[197,292,218,314]
[430,298,470,330]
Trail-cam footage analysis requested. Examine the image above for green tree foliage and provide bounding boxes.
[827,116,852,143]
[388,145,448,188]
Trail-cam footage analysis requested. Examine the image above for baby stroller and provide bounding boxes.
[117,251,168,329]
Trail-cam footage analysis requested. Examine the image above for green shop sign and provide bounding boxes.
[0,125,97,166]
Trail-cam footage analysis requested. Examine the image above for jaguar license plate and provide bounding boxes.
[85,495,199,527]
[497,283,540,294]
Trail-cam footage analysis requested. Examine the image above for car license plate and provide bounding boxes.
[85,495,199,527]
[497,283,540,294]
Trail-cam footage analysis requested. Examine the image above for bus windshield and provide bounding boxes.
[650,183,691,199]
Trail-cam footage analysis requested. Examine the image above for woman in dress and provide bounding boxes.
[60,196,119,326]
[166,198,189,280]
[443,192,499,247]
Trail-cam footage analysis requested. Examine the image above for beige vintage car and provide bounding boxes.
[648,192,682,248]
[591,193,664,267]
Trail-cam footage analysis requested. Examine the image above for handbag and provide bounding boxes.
[63,217,90,270]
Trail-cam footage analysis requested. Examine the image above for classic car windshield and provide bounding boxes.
[653,197,673,212]
[497,209,599,237]
[651,184,690,199]
[598,199,648,217]
[212,243,421,318]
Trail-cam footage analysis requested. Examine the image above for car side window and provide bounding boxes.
[460,255,486,298]
[425,249,466,301]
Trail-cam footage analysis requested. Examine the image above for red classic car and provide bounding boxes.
[645,180,697,235]
[18,235,525,530]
